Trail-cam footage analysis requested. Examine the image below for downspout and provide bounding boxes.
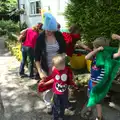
[17,0,21,30]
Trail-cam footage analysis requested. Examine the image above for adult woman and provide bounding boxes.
[19,23,43,78]
[35,13,66,113]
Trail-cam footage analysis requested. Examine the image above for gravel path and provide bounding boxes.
[0,37,82,120]
[0,36,120,120]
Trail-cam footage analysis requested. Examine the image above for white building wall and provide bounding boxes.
[19,0,42,27]
[41,0,68,28]
[19,0,69,28]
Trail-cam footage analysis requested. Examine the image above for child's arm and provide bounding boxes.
[20,28,28,35]
[39,71,55,86]
[85,46,104,60]
[76,42,92,51]
[112,34,120,58]
[112,34,120,40]
[39,79,54,87]
[44,79,54,86]
[113,52,120,59]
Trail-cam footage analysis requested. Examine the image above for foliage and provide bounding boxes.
[0,20,19,36]
[16,9,25,15]
[5,40,22,61]
[0,0,19,22]
[7,33,18,41]
[0,0,17,14]
[0,28,7,36]
[64,0,120,45]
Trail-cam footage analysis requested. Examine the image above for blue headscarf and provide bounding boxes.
[42,13,57,31]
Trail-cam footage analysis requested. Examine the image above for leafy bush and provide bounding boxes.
[0,28,7,36]
[0,20,19,36]
[7,33,18,41]
[65,0,120,46]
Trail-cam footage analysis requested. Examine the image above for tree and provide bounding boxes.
[64,0,120,44]
[0,0,17,13]
[0,0,19,22]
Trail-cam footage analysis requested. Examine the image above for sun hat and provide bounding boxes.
[42,12,57,31]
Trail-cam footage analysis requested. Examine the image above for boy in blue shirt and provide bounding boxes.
[85,37,120,120]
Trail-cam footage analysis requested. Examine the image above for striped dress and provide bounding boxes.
[46,41,59,73]
[88,58,105,95]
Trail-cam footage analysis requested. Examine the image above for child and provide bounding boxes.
[85,37,120,120]
[112,34,120,51]
[62,24,92,57]
[38,53,78,120]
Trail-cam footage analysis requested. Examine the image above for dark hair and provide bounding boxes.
[57,23,61,29]
[37,22,42,25]
[69,24,80,33]
[37,23,43,29]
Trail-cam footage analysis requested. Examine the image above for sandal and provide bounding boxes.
[83,110,92,119]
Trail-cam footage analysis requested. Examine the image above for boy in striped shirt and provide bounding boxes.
[85,37,120,120]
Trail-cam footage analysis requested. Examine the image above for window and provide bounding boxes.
[58,0,68,13]
[30,1,41,15]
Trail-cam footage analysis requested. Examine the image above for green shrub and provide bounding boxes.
[0,20,20,34]
[0,28,7,36]
[7,33,18,41]
[65,0,120,46]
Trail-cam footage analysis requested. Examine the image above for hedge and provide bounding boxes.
[0,20,19,36]
[5,39,22,61]
[64,0,120,46]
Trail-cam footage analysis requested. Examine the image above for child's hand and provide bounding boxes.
[97,46,104,51]
[38,81,45,87]
[112,34,120,40]
[40,79,45,82]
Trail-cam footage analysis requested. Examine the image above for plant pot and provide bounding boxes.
[70,54,86,69]
[86,60,92,72]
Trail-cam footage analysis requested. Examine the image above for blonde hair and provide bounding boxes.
[93,37,110,48]
[52,53,66,67]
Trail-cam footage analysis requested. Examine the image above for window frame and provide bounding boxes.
[29,0,41,16]
[57,0,68,15]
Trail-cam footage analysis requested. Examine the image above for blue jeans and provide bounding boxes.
[52,93,68,120]
[19,46,34,77]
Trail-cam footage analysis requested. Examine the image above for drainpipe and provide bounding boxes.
[17,0,21,30]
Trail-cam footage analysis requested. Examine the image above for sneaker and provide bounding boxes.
[67,106,74,111]
[64,108,75,116]
[20,74,28,78]
[46,106,52,114]
[29,76,35,79]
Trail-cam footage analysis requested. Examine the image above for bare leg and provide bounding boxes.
[82,106,92,119]
[96,104,102,119]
